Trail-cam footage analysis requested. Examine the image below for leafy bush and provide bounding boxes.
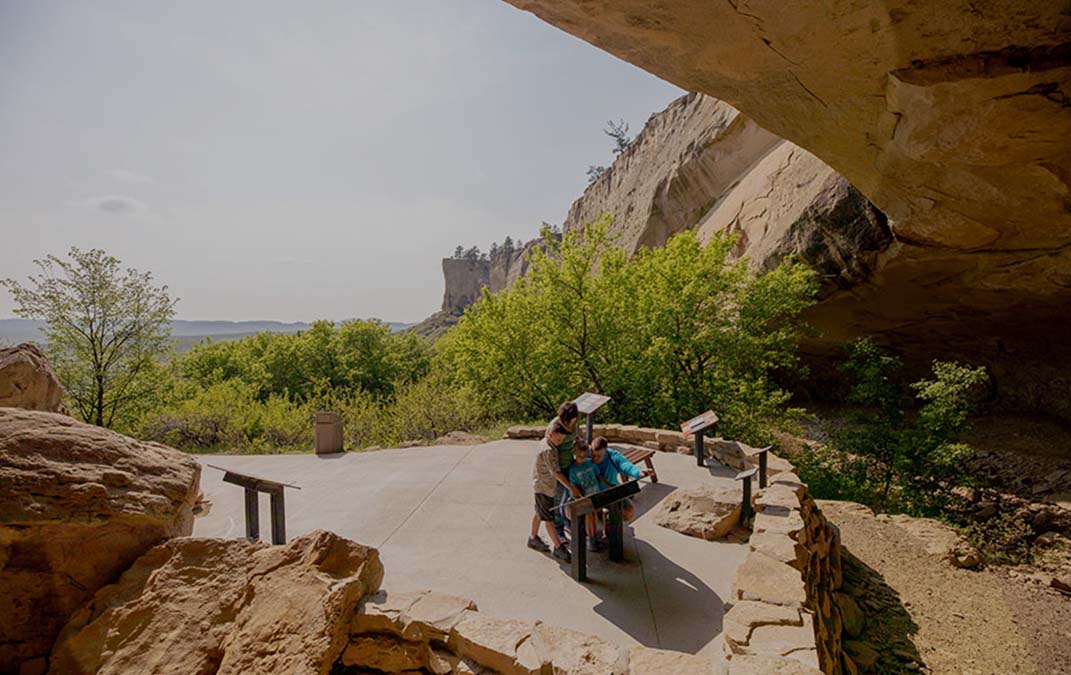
[796,339,989,515]
[178,319,430,402]
[961,511,1034,565]
[439,219,818,444]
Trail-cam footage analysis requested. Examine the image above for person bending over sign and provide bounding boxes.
[545,401,580,538]
[590,436,654,525]
[529,423,579,562]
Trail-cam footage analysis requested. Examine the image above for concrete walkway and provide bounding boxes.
[193,440,747,661]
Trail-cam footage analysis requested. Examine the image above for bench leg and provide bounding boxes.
[570,510,587,581]
[608,502,624,562]
[644,457,658,483]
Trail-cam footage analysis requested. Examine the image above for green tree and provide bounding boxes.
[2,247,176,427]
[439,218,818,443]
[834,339,989,511]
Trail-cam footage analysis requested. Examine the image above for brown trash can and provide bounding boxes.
[314,411,344,454]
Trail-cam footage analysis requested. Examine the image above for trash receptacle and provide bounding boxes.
[314,411,343,454]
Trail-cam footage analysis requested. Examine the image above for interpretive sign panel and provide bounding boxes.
[573,392,611,415]
[680,410,719,435]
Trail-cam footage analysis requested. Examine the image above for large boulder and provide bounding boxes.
[0,409,201,672]
[654,483,741,540]
[49,531,384,675]
[0,343,64,412]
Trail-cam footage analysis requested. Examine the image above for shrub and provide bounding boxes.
[796,339,989,516]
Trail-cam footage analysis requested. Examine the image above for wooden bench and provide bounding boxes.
[618,446,659,483]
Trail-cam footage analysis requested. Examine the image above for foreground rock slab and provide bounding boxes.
[0,409,201,672]
[350,589,714,674]
[49,530,384,675]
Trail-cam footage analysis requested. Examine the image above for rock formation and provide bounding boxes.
[501,1,1071,419]
[0,343,64,412]
[49,531,383,675]
[442,258,491,315]
[346,588,713,675]
[0,409,201,673]
[654,483,742,540]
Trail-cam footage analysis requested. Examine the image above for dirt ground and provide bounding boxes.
[822,500,1071,675]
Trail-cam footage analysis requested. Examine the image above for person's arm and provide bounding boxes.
[611,450,646,480]
[558,469,582,497]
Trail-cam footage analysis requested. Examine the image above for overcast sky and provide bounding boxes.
[0,0,682,323]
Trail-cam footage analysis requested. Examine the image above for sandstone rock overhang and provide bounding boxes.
[504,1,1070,255]
[502,1,1071,418]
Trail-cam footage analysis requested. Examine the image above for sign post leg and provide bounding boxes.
[570,508,587,581]
[269,489,286,545]
[758,451,768,489]
[585,413,593,445]
[694,429,705,466]
[607,502,624,562]
[243,487,260,541]
[741,475,753,525]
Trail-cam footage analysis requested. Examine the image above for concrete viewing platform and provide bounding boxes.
[193,439,748,662]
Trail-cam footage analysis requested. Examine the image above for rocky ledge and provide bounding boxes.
[0,408,201,672]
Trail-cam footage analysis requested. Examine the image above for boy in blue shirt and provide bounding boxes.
[565,439,606,550]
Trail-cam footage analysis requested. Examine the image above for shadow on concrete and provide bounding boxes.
[630,481,676,521]
[586,537,723,654]
[703,460,739,480]
[314,452,348,460]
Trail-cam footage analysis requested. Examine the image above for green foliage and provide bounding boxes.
[439,218,819,444]
[177,319,430,402]
[137,368,491,454]
[798,339,989,515]
[960,511,1033,565]
[2,247,176,428]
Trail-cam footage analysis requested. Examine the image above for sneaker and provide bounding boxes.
[588,537,606,552]
[527,536,550,552]
[553,545,572,563]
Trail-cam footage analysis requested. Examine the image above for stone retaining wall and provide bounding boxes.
[723,463,847,675]
[505,424,793,474]
[344,589,713,674]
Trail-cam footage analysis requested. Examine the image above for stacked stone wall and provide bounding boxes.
[723,461,847,675]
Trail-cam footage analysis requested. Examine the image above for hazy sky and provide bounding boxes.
[0,1,682,322]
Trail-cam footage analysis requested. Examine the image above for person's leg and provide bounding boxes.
[531,513,541,538]
[623,500,636,521]
[554,483,568,537]
[544,520,563,549]
[586,513,596,538]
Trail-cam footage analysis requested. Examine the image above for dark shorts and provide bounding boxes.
[534,493,555,522]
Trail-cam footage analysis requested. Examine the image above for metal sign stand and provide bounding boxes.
[742,444,774,488]
[735,467,757,525]
[207,464,301,545]
[680,411,719,467]
[555,479,641,581]
[573,392,611,444]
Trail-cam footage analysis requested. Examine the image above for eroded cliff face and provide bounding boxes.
[441,258,490,315]
[505,1,1071,417]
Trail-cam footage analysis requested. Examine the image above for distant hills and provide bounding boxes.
[0,318,414,351]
